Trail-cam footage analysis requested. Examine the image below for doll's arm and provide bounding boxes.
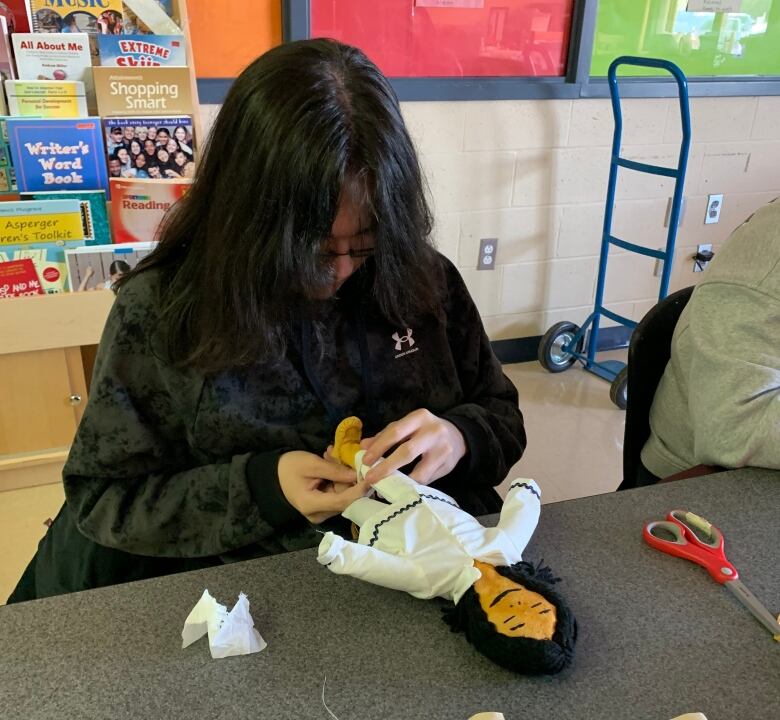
[317,532,431,597]
[494,479,542,555]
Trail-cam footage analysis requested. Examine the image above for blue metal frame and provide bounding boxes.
[562,56,692,383]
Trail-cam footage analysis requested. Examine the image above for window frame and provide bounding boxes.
[196,0,780,103]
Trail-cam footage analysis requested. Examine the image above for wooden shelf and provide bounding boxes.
[0,291,115,356]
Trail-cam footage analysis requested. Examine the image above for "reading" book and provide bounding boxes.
[109,176,190,243]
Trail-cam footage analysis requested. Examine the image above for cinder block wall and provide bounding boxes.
[201,96,780,340]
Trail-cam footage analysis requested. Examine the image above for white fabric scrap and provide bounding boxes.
[181,589,266,659]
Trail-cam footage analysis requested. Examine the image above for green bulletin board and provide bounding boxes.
[591,0,780,77]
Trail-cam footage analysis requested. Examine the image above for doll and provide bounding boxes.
[318,417,577,674]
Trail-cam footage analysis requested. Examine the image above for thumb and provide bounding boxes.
[328,479,373,511]
[306,455,356,483]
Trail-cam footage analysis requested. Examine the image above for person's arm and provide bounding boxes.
[63,276,360,558]
[77,266,95,292]
[687,283,780,469]
[362,257,526,492]
[437,256,527,488]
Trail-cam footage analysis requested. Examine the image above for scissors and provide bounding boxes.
[644,509,780,638]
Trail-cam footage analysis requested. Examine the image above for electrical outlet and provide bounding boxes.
[663,197,686,228]
[705,194,723,224]
[477,237,498,270]
[693,243,713,273]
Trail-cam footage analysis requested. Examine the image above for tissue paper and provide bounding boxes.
[182,589,266,659]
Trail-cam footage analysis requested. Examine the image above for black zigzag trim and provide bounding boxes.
[508,481,540,500]
[367,498,423,547]
[420,493,460,510]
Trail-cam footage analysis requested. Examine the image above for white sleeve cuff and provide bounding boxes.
[317,531,345,566]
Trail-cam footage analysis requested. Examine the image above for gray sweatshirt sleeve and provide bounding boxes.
[62,275,285,558]
[687,282,780,470]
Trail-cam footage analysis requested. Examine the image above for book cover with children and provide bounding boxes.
[103,115,194,181]
[65,240,155,291]
[98,33,185,67]
[25,0,124,34]
[93,66,193,116]
[7,117,109,192]
[109,176,190,243]
[22,188,110,245]
[0,197,87,292]
[5,79,88,117]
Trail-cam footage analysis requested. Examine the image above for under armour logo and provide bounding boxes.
[392,329,415,352]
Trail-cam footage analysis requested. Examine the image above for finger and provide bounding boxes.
[408,451,446,485]
[325,479,373,512]
[364,440,426,484]
[361,413,427,465]
[303,455,355,483]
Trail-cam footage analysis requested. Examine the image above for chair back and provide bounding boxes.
[620,286,694,489]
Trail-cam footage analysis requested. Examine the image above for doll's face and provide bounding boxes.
[473,561,556,640]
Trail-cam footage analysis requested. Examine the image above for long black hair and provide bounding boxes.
[443,561,577,675]
[118,39,439,372]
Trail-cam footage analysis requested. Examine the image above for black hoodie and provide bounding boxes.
[13,254,526,600]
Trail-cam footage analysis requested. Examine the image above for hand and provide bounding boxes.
[361,409,467,486]
[278,450,372,524]
[319,446,354,495]
[84,266,95,278]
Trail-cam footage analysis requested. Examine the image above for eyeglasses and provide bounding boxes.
[319,247,375,261]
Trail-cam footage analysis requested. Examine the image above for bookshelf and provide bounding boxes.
[0,0,202,491]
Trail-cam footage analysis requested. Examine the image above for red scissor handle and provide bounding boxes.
[643,509,739,584]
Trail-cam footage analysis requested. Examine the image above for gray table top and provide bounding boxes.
[1,469,778,720]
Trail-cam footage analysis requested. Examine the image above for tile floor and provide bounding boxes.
[0,352,627,604]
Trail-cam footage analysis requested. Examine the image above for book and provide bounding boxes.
[98,33,185,67]
[5,79,88,117]
[93,66,192,116]
[0,117,17,193]
[0,1,31,34]
[121,0,180,35]
[25,0,124,34]
[103,115,195,181]
[109,176,190,243]
[22,189,110,245]
[65,240,155,291]
[0,257,44,298]
[12,32,91,82]
[7,117,109,192]
[0,16,15,86]
[0,198,87,293]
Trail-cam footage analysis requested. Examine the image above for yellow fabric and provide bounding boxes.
[473,560,556,641]
[333,416,363,469]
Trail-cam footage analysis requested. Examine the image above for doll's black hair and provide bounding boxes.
[443,560,577,675]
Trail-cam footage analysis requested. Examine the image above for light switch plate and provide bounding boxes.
[477,237,498,270]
